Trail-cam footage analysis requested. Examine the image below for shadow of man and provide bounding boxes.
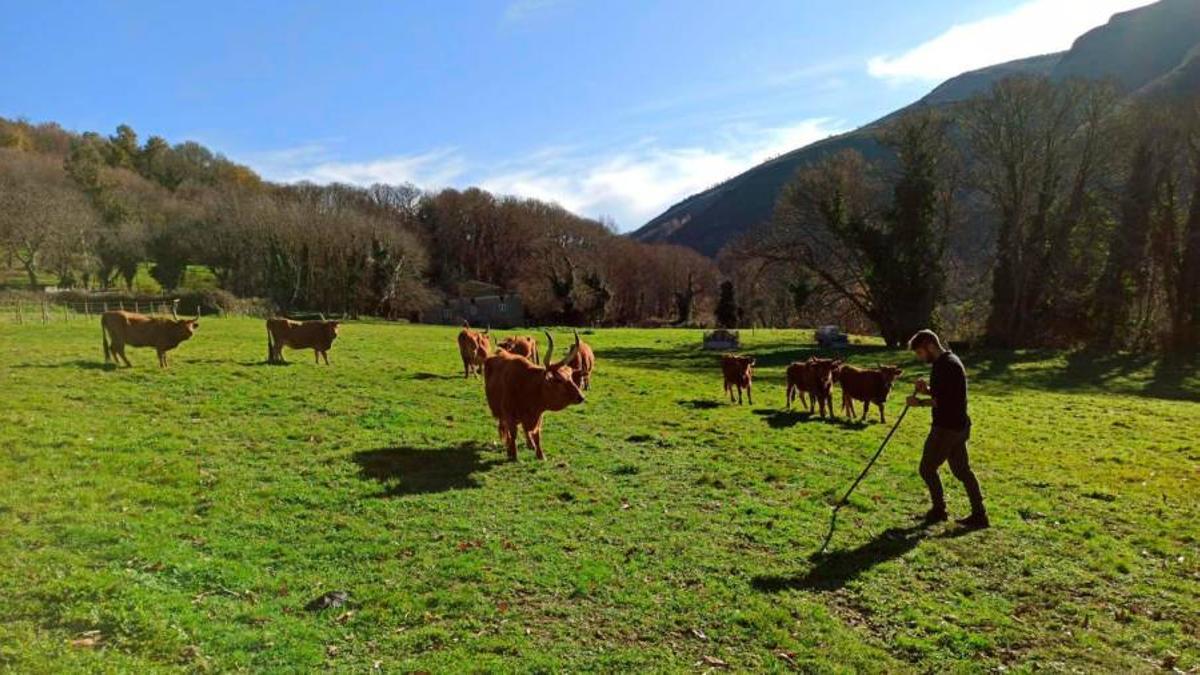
[352,442,500,497]
[752,524,928,593]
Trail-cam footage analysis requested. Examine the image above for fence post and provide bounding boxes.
[84,301,90,317]
[63,304,68,322]
[41,301,48,324]
[15,301,21,325]
[134,301,139,314]
[119,301,124,312]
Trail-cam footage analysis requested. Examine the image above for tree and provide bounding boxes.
[766,110,959,346]
[715,281,739,328]
[962,76,1120,347]
[0,150,99,288]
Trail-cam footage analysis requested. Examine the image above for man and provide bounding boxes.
[906,329,989,529]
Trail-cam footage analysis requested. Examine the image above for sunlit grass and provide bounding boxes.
[0,318,1196,671]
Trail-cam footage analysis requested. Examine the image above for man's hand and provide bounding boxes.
[906,395,921,407]
[914,378,929,395]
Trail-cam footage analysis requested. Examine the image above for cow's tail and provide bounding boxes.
[101,318,110,363]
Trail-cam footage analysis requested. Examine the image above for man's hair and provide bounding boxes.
[907,329,943,351]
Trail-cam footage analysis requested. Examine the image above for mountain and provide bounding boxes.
[631,0,1200,257]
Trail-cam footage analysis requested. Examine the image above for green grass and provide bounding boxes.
[1,318,1197,672]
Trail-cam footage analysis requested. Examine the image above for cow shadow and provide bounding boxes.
[752,408,811,428]
[751,524,928,593]
[411,372,460,381]
[352,442,501,497]
[678,399,721,410]
[15,360,115,371]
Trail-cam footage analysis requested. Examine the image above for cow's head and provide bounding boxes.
[325,321,341,341]
[175,319,199,340]
[542,330,585,409]
[727,355,755,382]
[878,364,904,385]
[810,358,843,384]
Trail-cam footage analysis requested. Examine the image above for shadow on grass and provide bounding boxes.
[969,349,1198,401]
[352,442,501,497]
[678,399,721,410]
[410,372,461,381]
[753,408,811,428]
[752,525,928,593]
[600,343,896,377]
[15,360,116,371]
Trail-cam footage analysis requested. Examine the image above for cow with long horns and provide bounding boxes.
[483,331,585,460]
[457,322,491,378]
[563,329,595,390]
[101,310,199,368]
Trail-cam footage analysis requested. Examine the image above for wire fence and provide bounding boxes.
[1,299,185,325]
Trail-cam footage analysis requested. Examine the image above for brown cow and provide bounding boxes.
[484,331,585,460]
[101,310,198,368]
[838,364,905,423]
[787,357,843,417]
[721,354,755,405]
[497,335,539,363]
[457,322,491,378]
[266,318,341,364]
[563,329,595,390]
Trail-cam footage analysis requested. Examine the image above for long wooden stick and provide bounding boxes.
[817,404,911,555]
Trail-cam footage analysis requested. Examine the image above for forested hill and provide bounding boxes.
[630,0,1200,257]
[0,119,719,325]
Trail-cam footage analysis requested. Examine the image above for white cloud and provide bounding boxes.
[241,118,846,231]
[867,0,1156,83]
[246,145,467,188]
[479,118,845,228]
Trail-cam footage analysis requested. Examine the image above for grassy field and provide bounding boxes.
[1,318,1197,672]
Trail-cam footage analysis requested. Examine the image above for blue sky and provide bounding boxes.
[0,0,1153,230]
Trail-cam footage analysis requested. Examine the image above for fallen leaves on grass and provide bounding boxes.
[701,655,730,668]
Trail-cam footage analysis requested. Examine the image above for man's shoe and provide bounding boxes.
[956,512,990,529]
[921,508,948,525]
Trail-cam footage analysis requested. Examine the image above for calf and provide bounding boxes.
[267,318,341,364]
[101,310,199,368]
[457,322,491,378]
[721,354,755,405]
[563,329,595,390]
[785,361,811,410]
[787,357,842,417]
[484,331,585,460]
[497,335,540,363]
[838,364,905,423]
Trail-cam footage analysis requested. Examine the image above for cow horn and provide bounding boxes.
[320,312,326,321]
[573,328,580,349]
[543,330,554,366]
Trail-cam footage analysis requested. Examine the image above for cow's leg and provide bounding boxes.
[322,350,330,365]
[531,428,545,461]
[157,349,166,368]
[314,349,320,364]
[502,421,518,460]
[877,401,886,424]
[860,400,870,422]
[523,428,536,450]
[117,343,132,367]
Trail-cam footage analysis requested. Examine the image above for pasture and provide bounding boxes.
[0,318,1197,672]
